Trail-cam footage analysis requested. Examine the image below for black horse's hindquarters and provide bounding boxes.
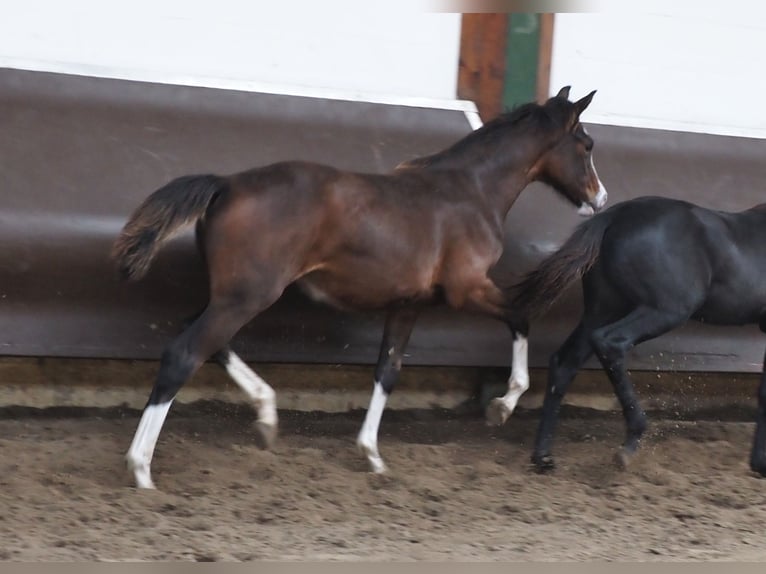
[3,68,766,373]
[516,196,766,475]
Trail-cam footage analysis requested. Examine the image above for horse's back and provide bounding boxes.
[595,197,766,324]
[594,197,717,312]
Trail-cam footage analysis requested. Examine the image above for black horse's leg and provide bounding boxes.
[487,317,531,426]
[532,321,594,472]
[750,327,766,476]
[357,306,420,473]
[590,305,687,467]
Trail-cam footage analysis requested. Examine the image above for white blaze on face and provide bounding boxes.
[581,126,608,214]
[590,154,608,209]
[577,155,608,217]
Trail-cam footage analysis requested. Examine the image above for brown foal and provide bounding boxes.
[112,86,606,488]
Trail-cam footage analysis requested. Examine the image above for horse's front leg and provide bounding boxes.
[486,324,531,426]
[457,279,531,426]
[750,334,766,476]
[357,306,420,473]
[531,321,593,472]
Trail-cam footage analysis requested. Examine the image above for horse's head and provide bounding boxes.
[531,86,608,216]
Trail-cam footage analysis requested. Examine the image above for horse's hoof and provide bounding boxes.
[369,458,388,475]
[749,460,766,478]
[613,448,633,470]
[485,398,512,426]
[128,463,156,489]
[254,421,278,450]
[357,439,388,474]
[532,454,555,474]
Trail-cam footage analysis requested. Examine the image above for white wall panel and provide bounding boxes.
[551,5,766,138]
[0,1,461,102]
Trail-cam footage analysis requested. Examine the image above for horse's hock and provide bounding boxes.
[2,68,766,414]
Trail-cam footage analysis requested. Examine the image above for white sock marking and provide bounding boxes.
[126,401,173,489]
[498,335,530,415]
[223,351,277,426]
[357,381,389,474]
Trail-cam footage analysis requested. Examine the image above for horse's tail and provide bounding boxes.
[111,174,227,280]
[511,209,615,318]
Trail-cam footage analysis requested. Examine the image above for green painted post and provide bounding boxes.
[503,13,541,110]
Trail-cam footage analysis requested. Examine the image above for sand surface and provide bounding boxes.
[1,404,764,561]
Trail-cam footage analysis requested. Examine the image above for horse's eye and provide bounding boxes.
[584,138,594,152]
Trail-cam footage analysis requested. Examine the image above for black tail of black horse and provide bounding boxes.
[511,209,615,318]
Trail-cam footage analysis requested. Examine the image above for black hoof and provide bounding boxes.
[749,460,766,478]
[532,454,555,474]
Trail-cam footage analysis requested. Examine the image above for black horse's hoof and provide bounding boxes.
[749,460,766,478]
[614,448,634,470]
[532,454,556,474]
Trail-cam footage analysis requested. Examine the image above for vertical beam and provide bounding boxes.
[458,14,555,121]
[457,14,509,122]
[503,13,541,110]
[536,13,555,102]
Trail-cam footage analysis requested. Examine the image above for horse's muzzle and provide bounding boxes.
[579,183,608,217]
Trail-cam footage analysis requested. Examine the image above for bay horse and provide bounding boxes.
[112,86,607,489]
[512,195,766,477]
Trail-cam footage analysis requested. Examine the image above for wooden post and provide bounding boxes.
[458,13,555,122]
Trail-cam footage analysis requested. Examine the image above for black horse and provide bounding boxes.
[112,87,606,488]
[512,195,766,476]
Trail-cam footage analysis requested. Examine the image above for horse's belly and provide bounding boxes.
[297,272,434,310]
[693,291,765,325]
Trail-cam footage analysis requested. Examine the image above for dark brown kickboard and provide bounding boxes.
[2,68,766,372]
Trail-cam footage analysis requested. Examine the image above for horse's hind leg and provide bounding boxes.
[214,347,277,449]
[532,320,594,472]
[590,306,687,468]
[126,294,279,489]
[357,306,419,473]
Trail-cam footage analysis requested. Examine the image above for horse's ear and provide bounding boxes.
[555,86,571,100]
[574,90,597,116]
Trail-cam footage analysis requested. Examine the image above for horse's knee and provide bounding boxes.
[590,330,628,364]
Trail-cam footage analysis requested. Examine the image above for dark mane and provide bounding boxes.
[398,102,557,171]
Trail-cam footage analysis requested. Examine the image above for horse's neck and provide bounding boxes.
[414,135,550,216]
[471,149,547,216]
